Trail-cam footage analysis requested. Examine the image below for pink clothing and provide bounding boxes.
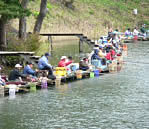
[105,52,112,60]
[111,50,116,56]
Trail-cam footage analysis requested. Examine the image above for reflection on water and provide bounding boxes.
[0,41,149,129]
[51,40,92,65]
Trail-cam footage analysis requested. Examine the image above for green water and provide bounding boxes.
[50,40,92,65]
[0,41,149,129]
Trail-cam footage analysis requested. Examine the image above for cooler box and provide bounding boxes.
[55,67,67,76]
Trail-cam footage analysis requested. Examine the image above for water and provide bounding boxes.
[50,40,92,65]
[0,41,149,129]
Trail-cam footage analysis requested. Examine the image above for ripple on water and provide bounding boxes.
[1,42,149,129]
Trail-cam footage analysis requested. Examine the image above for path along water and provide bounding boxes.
[0,41,149,129]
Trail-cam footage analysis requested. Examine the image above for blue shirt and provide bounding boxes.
[23,65,36,76]
[38,56,52,70]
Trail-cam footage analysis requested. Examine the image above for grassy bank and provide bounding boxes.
[11,0,149,39]
[9,0,149,56]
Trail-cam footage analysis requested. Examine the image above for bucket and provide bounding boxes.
[94,69,100,76]
[90,72,94,78]
[29,83,36,92]
[55,76,61,86]
[9,84,17,96]
[0,86,4,97]
[41,79,47,88]
[76,70,82,79]
[133,35,138,41]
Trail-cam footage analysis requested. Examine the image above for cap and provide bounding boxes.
[45,52,51,56]
[28,62,33,65]
[99,46,103,49]
[61,56,67,60]
[15,64,22,68]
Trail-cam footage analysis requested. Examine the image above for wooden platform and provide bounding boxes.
[0,51,34,56]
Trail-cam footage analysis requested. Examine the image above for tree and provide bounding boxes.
[33,0,48,33]
[0,0,30,50]
[19,0,29,40]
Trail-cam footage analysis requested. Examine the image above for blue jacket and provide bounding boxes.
[91,49,101,60]
[38,56,52,70]
[23,65,36,76]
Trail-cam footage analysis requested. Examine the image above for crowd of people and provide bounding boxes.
[124,25,148,40]
[0,53,75,84]
[1,26,142,86]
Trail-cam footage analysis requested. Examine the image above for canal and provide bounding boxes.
[0,41,149,129]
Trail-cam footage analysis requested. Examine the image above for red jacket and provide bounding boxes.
[111,50,116,56]
[58,60,72,67]
[105,52,112,60]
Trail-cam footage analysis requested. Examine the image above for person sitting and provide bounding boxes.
[98,46,107,65]
[8,64,27,81]
[38,52,56,80]
[23,62,38,78]
[58,56,73,67]
[79,57,89,71]
[133,27,139,36]
[91,49,101,67]
[125,28,132,37]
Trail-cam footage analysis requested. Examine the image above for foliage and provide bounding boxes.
[32,11,39,17]
[5,33,43,66]
[7,34,41,52]
[0,0,31,21]
[47,2,53,10]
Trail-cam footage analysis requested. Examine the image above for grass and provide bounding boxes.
[9,0,149,58]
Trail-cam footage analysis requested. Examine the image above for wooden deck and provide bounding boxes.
[0,51,35,56]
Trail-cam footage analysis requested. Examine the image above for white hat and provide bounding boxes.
[93,47,99,50]
[61,56,67,60]
[0,67,1,70]
[15,64,22,68]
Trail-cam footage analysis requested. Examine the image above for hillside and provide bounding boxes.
[11,0,149,40]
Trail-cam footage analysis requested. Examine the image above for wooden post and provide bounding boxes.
[0,86,4,97]
[48,36,53,55]
[79,39,83,53]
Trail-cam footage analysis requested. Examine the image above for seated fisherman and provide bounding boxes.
[8,64,27,81]
[125,28,132,37]
[91,49,102,69]
[38,52,56,80]
[58,56,73,67]
[79,57,89,71]
[23,62,37,77]
[98,46,107,65]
